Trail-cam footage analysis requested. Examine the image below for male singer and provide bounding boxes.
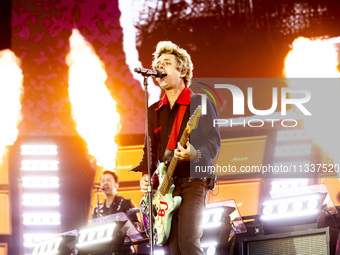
[132,41,221,254]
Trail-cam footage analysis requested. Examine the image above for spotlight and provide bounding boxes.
[32,237,62,255]
[23,212,60,226]
[21,160,59,171]
[274,144,312,157]
[20,142,61,255]
[292,200,303,212]
[269,184,338,215]
[201,241,218,255]
[271,178,309,191]
[88,210,143,243]
[31,230,77,255]
[21,145,58,155]
[22,176,59,188]
[202,207,225,230]
[260,190,330,235]
[22,193,60,207]
[75,221,127,255]
[201,200,246,254]
[261,193,324,222]
[266,183,338,233]
[276,130,310,142]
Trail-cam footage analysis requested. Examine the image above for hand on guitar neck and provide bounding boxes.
[174,140,198,161]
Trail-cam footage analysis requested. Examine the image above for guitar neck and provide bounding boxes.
[158,106,201,196]
[159,130,189,196]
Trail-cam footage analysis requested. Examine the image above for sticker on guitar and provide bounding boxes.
[158,201,169,217]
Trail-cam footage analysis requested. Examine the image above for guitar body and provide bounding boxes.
[139,106,202,245]
[140,162,182,245]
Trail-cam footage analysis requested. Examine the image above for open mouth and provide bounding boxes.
[160,74,167,80]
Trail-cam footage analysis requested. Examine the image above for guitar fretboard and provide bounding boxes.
[159,129,189,196]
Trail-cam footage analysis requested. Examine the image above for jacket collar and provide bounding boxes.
[155,86,191,111]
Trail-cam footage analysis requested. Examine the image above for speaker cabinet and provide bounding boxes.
[238,227,330,255]
[214,136,267,178]
[0,243,7,255]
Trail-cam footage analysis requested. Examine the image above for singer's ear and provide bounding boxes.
[181,70,186,77]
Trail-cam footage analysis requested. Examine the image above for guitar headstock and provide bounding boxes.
[186,106,202,133]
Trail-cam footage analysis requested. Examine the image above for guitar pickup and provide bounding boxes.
[153,206,158,217]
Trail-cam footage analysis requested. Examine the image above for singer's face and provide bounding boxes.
[155,54,184,90]
[101,173,118,197]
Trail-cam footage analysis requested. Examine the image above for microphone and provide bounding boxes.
[134,67,167,78]
[93,185,103,190]
[126,208,140,215]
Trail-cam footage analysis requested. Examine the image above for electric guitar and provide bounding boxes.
[140,106,202,245]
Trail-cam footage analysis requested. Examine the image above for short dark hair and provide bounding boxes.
[102,170,119,184]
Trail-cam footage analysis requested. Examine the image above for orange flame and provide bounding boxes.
[0,50,23,165]
[66,29,120,170]
[284,36,340,164]
[284,37,340,78]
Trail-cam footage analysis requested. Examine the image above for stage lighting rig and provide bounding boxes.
[75,221,127,255]
[201,200,246,255]
[261,184,337,234]
[31,229,78,255]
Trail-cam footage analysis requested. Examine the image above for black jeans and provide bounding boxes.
[163,179,208,255]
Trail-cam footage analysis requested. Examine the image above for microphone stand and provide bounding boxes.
[142,75,154,254]
[94,187,101,218]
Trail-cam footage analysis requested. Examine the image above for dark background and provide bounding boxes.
[1,0,339,138]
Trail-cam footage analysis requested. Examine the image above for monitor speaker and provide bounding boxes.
[238,227,330,255]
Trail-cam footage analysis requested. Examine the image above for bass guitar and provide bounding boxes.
[140,106,202,245]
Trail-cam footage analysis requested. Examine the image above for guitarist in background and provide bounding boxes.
[131,41,221,254]
[91,170,140,226]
